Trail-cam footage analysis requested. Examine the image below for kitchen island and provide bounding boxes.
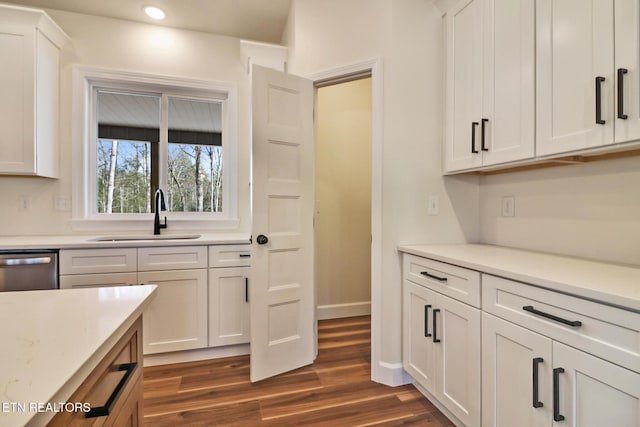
[0,285,156,427]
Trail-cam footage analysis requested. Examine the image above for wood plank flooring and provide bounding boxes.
[143,316,454,426]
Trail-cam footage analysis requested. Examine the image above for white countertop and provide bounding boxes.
[0,285,157,427]
[398,244,640,312]
[0,232,250,250]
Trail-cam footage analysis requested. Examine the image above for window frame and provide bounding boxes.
[71,66,239,232]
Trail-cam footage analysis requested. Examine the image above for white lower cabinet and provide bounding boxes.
[403,280,480,426]
[59,272,138,289]
[482,274,640,427]
[138,269,208,354]
[209,266,250,346]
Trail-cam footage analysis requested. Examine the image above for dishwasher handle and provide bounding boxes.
[0,257,53,267]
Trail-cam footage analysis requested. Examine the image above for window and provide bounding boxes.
[72,67,238,231]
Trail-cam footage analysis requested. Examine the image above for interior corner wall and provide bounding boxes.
[0,9,251,236]
[285,0,481,380]
[479,156,640,266]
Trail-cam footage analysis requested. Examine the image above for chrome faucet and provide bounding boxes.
[154,189,167,235]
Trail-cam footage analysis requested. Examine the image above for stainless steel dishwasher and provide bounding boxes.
[0,250,58,291]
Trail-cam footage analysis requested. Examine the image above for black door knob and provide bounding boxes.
[256,234,269,245]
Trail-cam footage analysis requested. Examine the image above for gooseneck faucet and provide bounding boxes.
[154,189,167,235]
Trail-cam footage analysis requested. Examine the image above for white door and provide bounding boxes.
[536,0,614,156]
[445,0,484,172]
[553,341,640,427]
[481,0,535,166]
[250,64,315,382]
[437,293,481,427]
[482,313,552,427]
[614,0,640,143]
[403,281,439,391]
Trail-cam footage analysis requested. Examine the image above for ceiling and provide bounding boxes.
[0,0,293,43]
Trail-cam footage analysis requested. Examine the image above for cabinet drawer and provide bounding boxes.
[209,244,251,268]
[483,274,640,373]
[403,254,481,307]
[49,317,142,426]
[60,248,137,275]
[138,246,207,271]
[59,273,138,289]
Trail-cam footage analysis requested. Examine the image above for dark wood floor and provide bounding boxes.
[143,316,454,426]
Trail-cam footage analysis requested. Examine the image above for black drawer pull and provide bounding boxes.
[245,278,249,303]
[433,308,441,343]
[618,68,628,120]
[553,367,565,422]
[522,306,582,327]
[85,362,137,418]
[239,253,251,258]
[424,305,432,337]
[420,271,448,282]
[596,76,606,124]
[532,357,544,408]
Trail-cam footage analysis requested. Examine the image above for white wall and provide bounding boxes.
[480,156,640,266]
[315,78,372,313]
[0,9,251,236]
[284,0,481,383]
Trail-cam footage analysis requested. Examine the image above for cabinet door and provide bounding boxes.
[482,313,552,427]
[481,0,535,166]
[553,341,640,427]
[537,0,614,155]
[0,26,35,174]
[437,293,481,427]
[139,269,208,354]
[403,281,439,391]
[209,267,250,346]
[445,0,484,172]
[614,0,640,143]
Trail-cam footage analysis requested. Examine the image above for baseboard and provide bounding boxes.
[316,301,371,320]
[372,361,413,386]
[143,344,250,367]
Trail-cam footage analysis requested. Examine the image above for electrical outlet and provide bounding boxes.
[54,196,70,211]
[427,195,439,216]
[502,196,515,217]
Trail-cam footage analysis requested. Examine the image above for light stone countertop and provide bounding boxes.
[398,243,640,312]
[0,233,251,250]
[0,285,157,427]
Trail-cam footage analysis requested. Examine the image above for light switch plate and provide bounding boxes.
[428,195,439,216]
[502,196,515,217]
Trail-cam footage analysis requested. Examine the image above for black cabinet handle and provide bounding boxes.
[522,306,582,327]
[432,308,441,343]
[553,367,565,422]
[618,68,628,120]
[471,122,479,153]
[85,362,137,418]
[596,76,606,124]
[420,271,448,282]
[481,118,489,151]
[532,357,544,408]
[424,305,432,337]
[239,253,251,258]
[245,278,249,303]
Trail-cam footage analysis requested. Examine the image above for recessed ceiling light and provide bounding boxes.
[144,6,166,20]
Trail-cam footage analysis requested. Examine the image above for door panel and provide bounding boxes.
[614,0,640,143]
[250,65,315,382]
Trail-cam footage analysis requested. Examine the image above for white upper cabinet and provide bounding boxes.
[445,0,535,172]
[0,5,67,177]
[537,0,640,156]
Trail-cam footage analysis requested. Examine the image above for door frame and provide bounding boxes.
[306,58,383,383]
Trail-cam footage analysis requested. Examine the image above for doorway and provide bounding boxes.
[314,77,372,320]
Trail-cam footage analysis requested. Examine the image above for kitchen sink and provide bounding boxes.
[90,234,201,242]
